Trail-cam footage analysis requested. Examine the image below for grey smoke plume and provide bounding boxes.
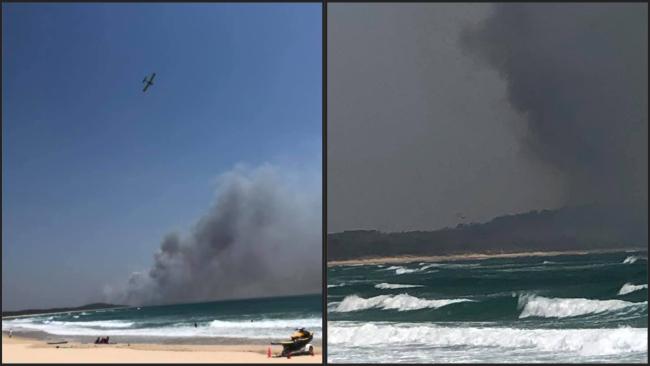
[461,4,648,205]
[109,163,321,306]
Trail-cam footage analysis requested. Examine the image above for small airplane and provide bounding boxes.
[142,73,156,92]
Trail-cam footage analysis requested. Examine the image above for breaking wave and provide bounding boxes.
[375,283,425,289]
[208,318,321,329]
[2,317,322,339]
[43,320,135,328]
[623,256,639,264]
[332,294,472,312]
[518,294,647,319]
[618,283,648,296]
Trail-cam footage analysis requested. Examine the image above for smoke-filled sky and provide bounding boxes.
[106,163,322,306]
[2,4,321,310]
[328,3,647,233]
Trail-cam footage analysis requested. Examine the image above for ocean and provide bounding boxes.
[2,294,321,345]
[327,251,648,363]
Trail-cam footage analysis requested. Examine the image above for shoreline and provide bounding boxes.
[327,247,647,266]
[2,334,322,363]
[1,329,322,347]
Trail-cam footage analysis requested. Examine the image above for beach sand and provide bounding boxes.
[2,335,322,363]
[327,248,646,266]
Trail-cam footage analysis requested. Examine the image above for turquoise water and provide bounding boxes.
[3,294,321,342]
[328,251,648,363]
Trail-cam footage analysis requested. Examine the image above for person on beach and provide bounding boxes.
[9,329,12,338]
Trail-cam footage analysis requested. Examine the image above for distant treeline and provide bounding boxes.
[328,202,648,261]
[3,303,124,318]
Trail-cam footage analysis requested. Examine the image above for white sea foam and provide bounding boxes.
[332,294,472,312]
[382,265,438,275]
[623,256,639,264]
[327,301,342,312]
[382,265,402,271]
[380,265,420,275]
[43,320,135,328]
[419,264,439,270]
[618,283,648,296]
[518,294,647,319]
[328,284,345,288]
[2,317,322,339]
[328,322,648,357]
[208,318,321,329]
[375,283,424,289]
[424,263,481,269]
[395,267,418,275]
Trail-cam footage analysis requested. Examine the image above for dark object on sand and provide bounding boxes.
[271,328,314,358]
[95,336,110,344]
[47,341,68,345]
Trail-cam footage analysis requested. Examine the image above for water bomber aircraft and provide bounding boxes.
[142,73,156,92]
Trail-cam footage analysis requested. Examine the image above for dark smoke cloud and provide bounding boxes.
[461,4,648,205]
[107,164,321,306]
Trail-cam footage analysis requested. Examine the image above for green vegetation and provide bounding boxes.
[328,202,648,261]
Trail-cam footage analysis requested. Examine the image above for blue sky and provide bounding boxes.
[2,3,321,310]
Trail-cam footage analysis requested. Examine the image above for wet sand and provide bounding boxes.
[2,334,322,363]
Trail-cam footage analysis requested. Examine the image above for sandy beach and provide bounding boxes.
[2,335,322,363]
[327,248,646,266]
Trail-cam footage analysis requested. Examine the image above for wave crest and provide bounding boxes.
[332,294,472,312]
[44,320,134,328]
[375,283,424,289]
[3,317,322,339]
[518,294,646,319]
[618,283,648,296]
[208,318,321,329]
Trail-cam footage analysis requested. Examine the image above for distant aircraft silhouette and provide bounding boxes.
[142,73,156,92]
